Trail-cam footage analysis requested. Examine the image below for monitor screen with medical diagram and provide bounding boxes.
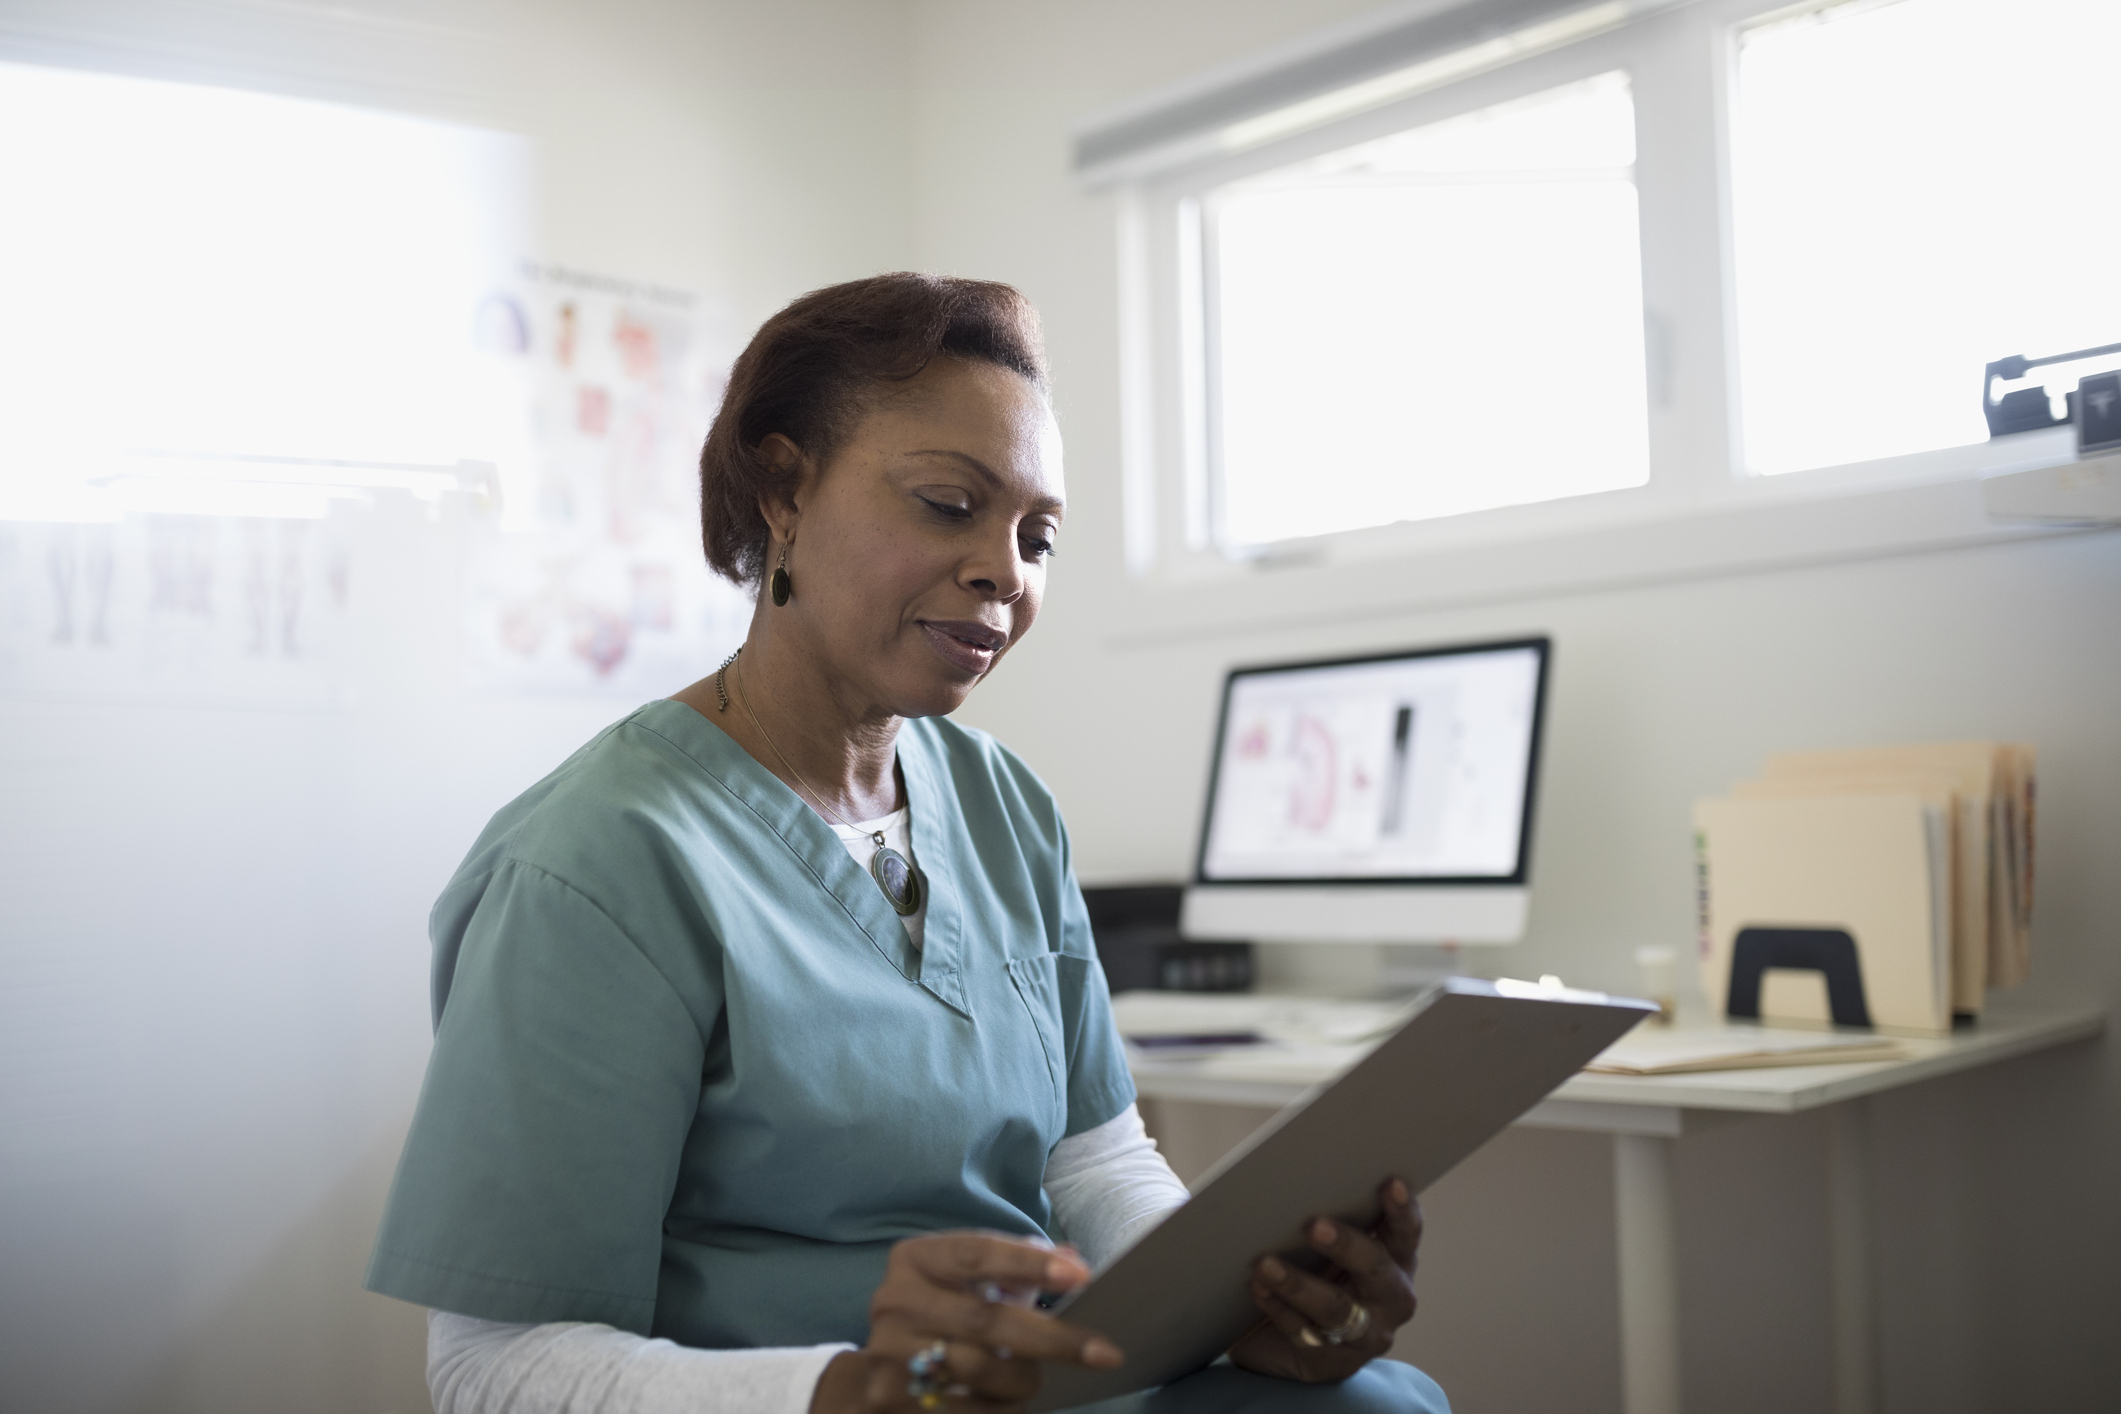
[1196,639,1549,884]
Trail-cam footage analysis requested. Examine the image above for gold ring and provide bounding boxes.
[1320,1300,1371,1346]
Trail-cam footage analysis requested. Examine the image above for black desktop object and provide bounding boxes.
[1081,884,1252,993]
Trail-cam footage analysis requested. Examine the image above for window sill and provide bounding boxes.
[1110,432,2103,649]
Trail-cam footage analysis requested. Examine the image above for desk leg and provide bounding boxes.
[1614,1133,1683,1414]
[1827,1101,1879,1414]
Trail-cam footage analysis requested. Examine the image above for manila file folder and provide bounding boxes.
[1695,793,1951,1035]
[1731,773,1975,1014]
[1756,742,2034,994]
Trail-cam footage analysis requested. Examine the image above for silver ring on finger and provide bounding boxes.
[1320,1299,1371,1346]
[906,1339,950,1409]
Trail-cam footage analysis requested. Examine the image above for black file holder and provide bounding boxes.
[1725,926,1873,1028]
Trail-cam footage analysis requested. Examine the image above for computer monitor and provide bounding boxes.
[1182,636,1550,946]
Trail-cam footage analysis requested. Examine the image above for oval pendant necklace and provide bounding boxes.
[720,649,925,917]
[861,822,924,918]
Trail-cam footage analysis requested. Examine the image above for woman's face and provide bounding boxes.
[765,355,1064,719]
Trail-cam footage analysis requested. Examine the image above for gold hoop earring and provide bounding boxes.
[769,545,792,607]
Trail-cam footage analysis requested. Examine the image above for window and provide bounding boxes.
[1093,0,2111,583]
[1732,0,2121,475]
[1209,72,1649,547]
[0,61,523,522]
[0,63,748,701]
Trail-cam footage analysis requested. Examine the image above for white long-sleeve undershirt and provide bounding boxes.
[426,1103,1190,1414]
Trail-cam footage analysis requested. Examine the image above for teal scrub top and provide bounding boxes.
[363,700,1136,1349]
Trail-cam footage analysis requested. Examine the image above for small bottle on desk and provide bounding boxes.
[1634,945,1679,1026]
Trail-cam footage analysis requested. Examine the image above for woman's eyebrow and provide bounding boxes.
[903,448,1064,514]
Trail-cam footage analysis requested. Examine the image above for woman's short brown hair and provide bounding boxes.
[698,272,1048,586]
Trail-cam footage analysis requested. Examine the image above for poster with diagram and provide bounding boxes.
[0,515,355,704]
[463,264,754,697]
[0,261,751,705]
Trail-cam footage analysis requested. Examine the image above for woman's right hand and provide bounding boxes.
[809,1232,1126,1413]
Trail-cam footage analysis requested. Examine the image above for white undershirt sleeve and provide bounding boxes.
[427,1310,849,1414]
[424,1105,1188,1414]
[1041,1103,1192,1271]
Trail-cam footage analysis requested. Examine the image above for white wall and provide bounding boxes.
[5,3,2116,1412]
[0,4,913,1411]
[909,2,2121,1411]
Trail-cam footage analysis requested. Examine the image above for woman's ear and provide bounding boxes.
[754,432,807,548]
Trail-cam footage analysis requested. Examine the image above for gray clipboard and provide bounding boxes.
[1030,977,1653,1410]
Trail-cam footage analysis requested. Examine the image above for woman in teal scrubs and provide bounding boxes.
[367,274,1450,1414]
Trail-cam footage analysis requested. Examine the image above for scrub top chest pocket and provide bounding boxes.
[1006,952,1069,1127]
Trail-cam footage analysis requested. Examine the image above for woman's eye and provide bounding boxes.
[1022,535,1057,559]
[915,494,973,521]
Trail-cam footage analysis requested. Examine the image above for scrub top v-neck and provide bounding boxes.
[364,699,1135,1350]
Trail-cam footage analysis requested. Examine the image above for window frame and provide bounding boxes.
[1111,0,2083,589]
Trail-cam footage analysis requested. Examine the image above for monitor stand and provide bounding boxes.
[1253,941,1469,999]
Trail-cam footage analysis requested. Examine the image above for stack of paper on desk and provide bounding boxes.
[1111,992,1912,1081]
[1111,992,1413,1049]
[1585,1025,1905,1075]
[1109,993,1413,1082]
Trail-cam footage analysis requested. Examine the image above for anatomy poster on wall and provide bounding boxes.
[0,263,749,705]
[463,264,753,697]
[0,515,353,704]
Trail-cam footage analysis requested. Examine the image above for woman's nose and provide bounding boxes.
[963,530,1028,602]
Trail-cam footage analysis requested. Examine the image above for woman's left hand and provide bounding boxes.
[1228,1177,1422,1383]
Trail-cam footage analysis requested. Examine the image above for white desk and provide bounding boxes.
[1125,1004,2105,1414]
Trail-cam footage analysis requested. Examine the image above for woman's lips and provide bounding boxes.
[920,620,1006,675]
